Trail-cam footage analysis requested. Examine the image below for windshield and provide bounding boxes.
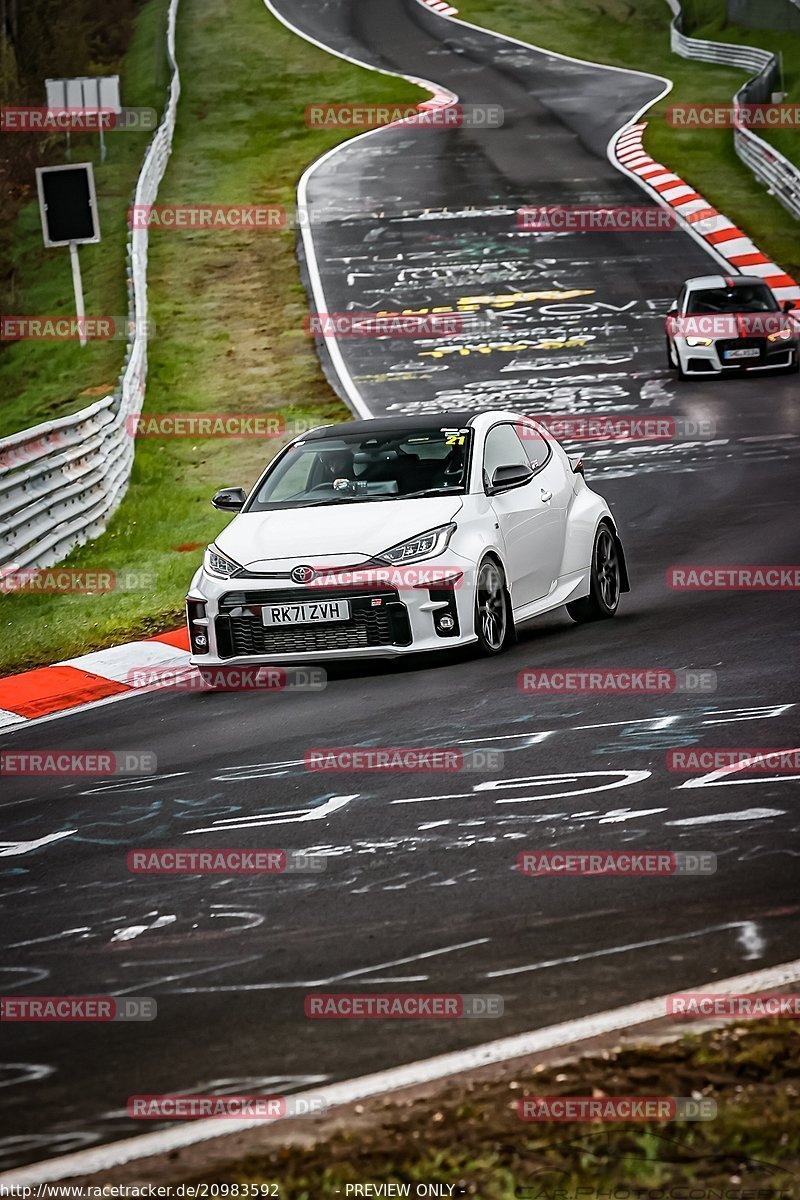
[249,425,472,511]
[686,284,779,315]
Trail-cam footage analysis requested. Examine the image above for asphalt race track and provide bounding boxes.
[1,0,799,1173]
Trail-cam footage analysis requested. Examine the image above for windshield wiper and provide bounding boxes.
[389,487,463,500]
[303,495,399,506]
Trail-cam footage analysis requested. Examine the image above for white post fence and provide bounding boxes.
[666,0,800,220]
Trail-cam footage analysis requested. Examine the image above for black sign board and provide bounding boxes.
[36,163,100,247]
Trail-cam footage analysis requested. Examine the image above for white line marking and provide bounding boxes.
[0,831,76,857]
[665,807,785,826]
[677,747,800,790]
[175,938,490,992]
[185,794,357,834]
[4,958,800,1184]
[487,920,761,978]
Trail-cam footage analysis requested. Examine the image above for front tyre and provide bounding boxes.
[567,523,622,623]
[475,558,512,655]
[667,336,687,381]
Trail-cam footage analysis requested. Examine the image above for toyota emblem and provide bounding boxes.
[291,565,316,584]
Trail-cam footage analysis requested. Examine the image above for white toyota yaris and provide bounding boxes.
[185,411,629,667]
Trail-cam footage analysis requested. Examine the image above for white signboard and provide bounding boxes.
[45,76,121,114]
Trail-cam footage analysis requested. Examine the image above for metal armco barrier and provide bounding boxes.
[666,0,800,220]
[0,0,181,573]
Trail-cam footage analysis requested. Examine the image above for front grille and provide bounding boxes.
[215,587,411,657]
[717,337,766,363]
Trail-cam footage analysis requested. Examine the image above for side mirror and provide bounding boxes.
[571,457,585,477]
[782,300,795,313]
[212,487,246,512]
[489,463,534,492]
[667,301,678,315]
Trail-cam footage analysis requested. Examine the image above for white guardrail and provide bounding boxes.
[666,0,800,220]
[0,0,181,573]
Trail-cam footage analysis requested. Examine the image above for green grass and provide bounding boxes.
[682,0,800,167]
[458,0,800,280]
[1,0,422,675]
[0,0,172,440]
[177,1021,800,1196]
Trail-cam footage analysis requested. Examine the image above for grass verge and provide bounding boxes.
[457,0,800,281]
[180,1021,800,1197]
[2,0,422,676]
[0,0,172,440]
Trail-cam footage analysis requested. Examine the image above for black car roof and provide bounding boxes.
[302,412,478,439]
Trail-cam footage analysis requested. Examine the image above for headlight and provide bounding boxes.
[203,545,242,578]
[379,523,456,564]
[767,328,792,342]
[685,337,713,347]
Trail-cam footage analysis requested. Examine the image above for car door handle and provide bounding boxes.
[540,489,552,503]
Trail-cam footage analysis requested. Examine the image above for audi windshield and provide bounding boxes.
[686,283,780,314]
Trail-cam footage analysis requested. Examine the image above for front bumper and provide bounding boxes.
[186,556,479,665]
[674,336,797,375]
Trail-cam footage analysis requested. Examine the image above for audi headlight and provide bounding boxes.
[767,328,792,342]
[685,336,713,347]
[203,545,242,578]
[379,523,456,564]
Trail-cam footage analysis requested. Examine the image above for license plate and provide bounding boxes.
[723,347,759,360]
[262,600,350,626]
